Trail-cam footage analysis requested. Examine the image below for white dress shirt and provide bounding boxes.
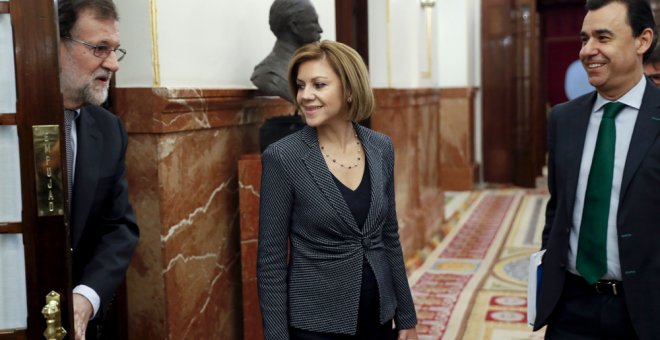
[568,76,646,281]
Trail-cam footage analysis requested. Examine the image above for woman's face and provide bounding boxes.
[295,58,346,128]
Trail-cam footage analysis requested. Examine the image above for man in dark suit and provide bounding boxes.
[535,0,659,339]
[58,1,139,339]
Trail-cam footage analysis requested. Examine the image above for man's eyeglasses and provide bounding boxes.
[63,36,126,62]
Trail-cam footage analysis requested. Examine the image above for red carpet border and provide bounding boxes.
[461,192,548,339]
[408,190,523,339]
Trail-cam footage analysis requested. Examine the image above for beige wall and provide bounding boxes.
[114,0,336,88]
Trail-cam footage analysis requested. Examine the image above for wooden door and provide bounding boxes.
[335,0,369,67]
[538,0,585,107]
[335,0,369,127]
[482,0,517,184]
[481,0,545,187]
[0,0,74,339]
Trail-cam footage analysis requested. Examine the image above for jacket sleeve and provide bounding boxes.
[257,145,294,340]
[77,117,139,318]
[542,108,557,250]
[381,138,418,329]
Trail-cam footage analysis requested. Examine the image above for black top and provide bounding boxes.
[332,164,371,229]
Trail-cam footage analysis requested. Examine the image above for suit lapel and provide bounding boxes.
[620,83,660,200]
[565,93,596,216]
[71,107,102,249]
[300,126,360,233]
[356,125,384,236]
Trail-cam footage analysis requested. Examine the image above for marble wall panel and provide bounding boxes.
[439,88,478,190]
[158,127,249,340]
[238,155,262,340]
[114,88,294,134]
[125,134,167,339]
[371,88,444,260]
[118,86,448,338]
[238,155,261,241]
[116,88,293,340]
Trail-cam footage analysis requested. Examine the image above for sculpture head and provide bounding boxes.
[269,0,323,46]
[251,0,323,101]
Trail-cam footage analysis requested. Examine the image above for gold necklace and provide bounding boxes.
[320,134,362,170]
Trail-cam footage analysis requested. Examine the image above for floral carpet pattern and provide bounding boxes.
[409,189,548,339]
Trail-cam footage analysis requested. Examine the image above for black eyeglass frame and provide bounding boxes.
[63,36,126,62]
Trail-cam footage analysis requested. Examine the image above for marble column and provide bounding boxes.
[439,87,478,190]
[371,88,445,262]
[237,154,262,340]
[113,88,293,339]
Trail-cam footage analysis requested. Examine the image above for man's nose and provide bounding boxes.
[580,39,597,58]
[102,52,120,72]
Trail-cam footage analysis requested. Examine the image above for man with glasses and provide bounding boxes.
[58,1,139,339]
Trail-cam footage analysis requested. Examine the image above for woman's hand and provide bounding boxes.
[398,327,419,340]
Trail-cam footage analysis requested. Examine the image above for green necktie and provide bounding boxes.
[577,101,625,285]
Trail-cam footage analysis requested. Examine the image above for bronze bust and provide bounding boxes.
[251,0,323,102]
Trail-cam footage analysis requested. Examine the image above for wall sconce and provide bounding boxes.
[420,0,436,8]
[420,0,435,78]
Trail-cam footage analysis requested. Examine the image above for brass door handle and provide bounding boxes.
[42,291,67,340]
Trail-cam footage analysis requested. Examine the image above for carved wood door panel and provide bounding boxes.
[1,1,74,339]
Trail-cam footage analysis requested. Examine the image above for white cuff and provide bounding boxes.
[73,285,100,319]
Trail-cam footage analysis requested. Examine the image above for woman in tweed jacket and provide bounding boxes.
[257,40,418,340]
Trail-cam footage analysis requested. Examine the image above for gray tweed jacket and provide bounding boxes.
[257,124,417,339]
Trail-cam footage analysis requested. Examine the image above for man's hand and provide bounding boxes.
[73,293,92,340]
[398,327,419,340]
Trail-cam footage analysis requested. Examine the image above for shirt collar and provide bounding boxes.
[593,76,646,113]
[65,108,81,121]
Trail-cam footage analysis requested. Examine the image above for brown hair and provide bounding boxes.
[288,40,374,122]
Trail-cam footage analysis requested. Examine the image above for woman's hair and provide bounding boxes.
[288,40,374,122]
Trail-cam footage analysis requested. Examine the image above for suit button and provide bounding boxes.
[362,238,372,249]
[560,262,566,268]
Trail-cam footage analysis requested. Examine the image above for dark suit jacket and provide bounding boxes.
[535,81,660,339]
[257,124,417,339]
[70,105,139,318]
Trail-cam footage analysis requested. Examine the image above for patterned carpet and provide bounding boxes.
[408,189,548,339]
